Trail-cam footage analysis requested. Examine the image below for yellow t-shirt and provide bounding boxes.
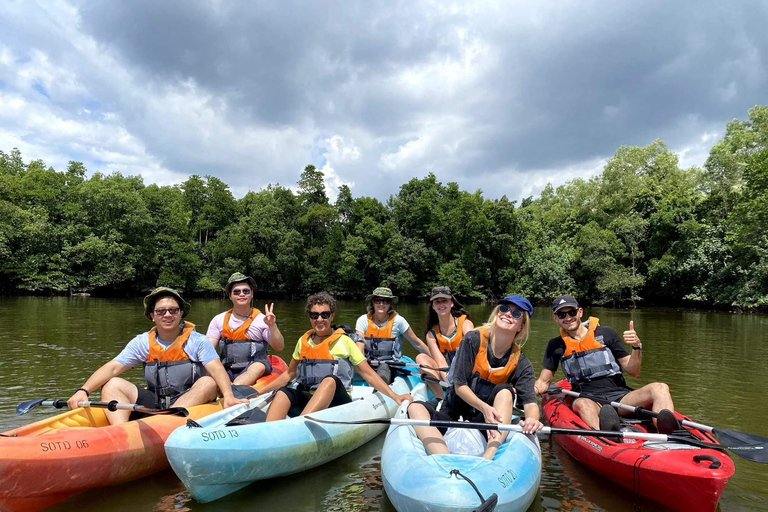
[291,333,367,366]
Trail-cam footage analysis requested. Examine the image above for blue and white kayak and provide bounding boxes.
[165,369,429,503]
[382,402,541,512]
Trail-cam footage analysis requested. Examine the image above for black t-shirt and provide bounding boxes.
[451,329,537,405]
[541,324,630,394]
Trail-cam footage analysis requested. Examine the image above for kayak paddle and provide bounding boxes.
[375,360,449,372]
[547,386,768,463]
[305,415,768,460]
[16,398,189,417]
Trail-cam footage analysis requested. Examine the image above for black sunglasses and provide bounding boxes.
[431,286,451,295]
[498,304,523,318]
[309,311,332,320]
[555,309,579,319]
[231,288,251,296]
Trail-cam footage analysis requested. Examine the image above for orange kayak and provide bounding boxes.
[0,355,287,512]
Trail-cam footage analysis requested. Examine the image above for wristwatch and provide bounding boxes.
[632,342,643,351]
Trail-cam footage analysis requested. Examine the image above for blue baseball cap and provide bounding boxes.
[497,295,533,317]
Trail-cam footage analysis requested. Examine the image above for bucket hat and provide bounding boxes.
[225,272,257,295]
[366,287,398,304]
[143,287,191,319]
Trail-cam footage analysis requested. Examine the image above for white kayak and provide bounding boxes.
[382,401,542,512]
[165,371,429,503]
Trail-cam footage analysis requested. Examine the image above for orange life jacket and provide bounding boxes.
[561,317,602,355]
[471,326,521,385]
[147,322,196,362]
[144,322,205,407]
[222,308,262,340]
[219,308,267,371]
[559,317,623,385]
[434,314,467,354]
[364,312,399,361]
[296,328,354,390]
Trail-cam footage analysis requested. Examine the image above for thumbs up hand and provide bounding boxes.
[623,320,640,348]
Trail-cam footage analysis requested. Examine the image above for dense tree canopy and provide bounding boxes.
[2,105,768,309]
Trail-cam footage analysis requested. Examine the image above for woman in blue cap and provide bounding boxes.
[407,294,543,460]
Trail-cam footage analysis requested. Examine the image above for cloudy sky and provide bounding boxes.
[1,1,766,202]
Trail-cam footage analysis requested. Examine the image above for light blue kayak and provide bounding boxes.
[165,369,429,503]
[382,401,541,512]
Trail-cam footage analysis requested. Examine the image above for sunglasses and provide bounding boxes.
[231,288,252,296]
[308,311,332,320]
[431,286,451,295]
[498,304,523,318]
[555,309,579,319]
[154,307,181,316]
[373,298,391,304]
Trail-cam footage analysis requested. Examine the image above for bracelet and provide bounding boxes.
[75,387,90,397]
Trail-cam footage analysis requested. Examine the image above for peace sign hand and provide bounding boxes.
[263,303,277,327]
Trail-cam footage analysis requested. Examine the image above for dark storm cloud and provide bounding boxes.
[3,0,767,201]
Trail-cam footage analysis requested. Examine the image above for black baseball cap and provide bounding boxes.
[551,295,579,313]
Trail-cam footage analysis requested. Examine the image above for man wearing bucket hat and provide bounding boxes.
[533,295,679,433]
[206,273,285,386]
[67,287,246,425]
[354,287,430,383]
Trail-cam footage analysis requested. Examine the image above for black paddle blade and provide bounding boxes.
[474,493,498,512]
[161,407,190,417]
[16,398,46,415]
[714,428,768,463]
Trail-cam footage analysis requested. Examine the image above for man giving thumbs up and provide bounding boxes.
[533,295,678,434]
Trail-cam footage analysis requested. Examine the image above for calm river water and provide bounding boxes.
[1,296,766,511]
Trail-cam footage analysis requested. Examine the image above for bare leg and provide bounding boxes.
[100,378,139,425]
[407,402,449,455]
[620,382,674,426]
[572,397,601,430]
[300,377,338,415]
[483,389,514,460]
[416,354,445,399]
[265,390,291,422]
[233,362,267,386]
[174,376,218,407]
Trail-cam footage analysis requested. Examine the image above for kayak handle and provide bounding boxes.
[693,454,721,469]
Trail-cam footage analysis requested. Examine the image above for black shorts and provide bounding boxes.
[129,385,184,421]
[580,388,632,405]
[227,357,273,381]
[277,375,352,417]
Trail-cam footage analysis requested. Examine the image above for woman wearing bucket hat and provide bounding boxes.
[415,286,475,399]
[354,287,430,383]
[206,273,285,386]
[67,287,247,425]
[407,294,543,459]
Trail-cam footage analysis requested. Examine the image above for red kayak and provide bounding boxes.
[0,355,288,512]
[542,381,735,512]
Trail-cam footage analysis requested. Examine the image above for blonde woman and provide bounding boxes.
[407,294,543,460]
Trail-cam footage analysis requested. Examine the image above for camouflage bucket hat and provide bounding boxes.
[224,272,258,295]
[366,286,398,304]
[143,287,191,319]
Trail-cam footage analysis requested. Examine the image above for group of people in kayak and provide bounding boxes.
[67,275,679,449]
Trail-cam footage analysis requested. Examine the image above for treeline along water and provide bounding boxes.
[3,104,768,310]
[1,297,766,511]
